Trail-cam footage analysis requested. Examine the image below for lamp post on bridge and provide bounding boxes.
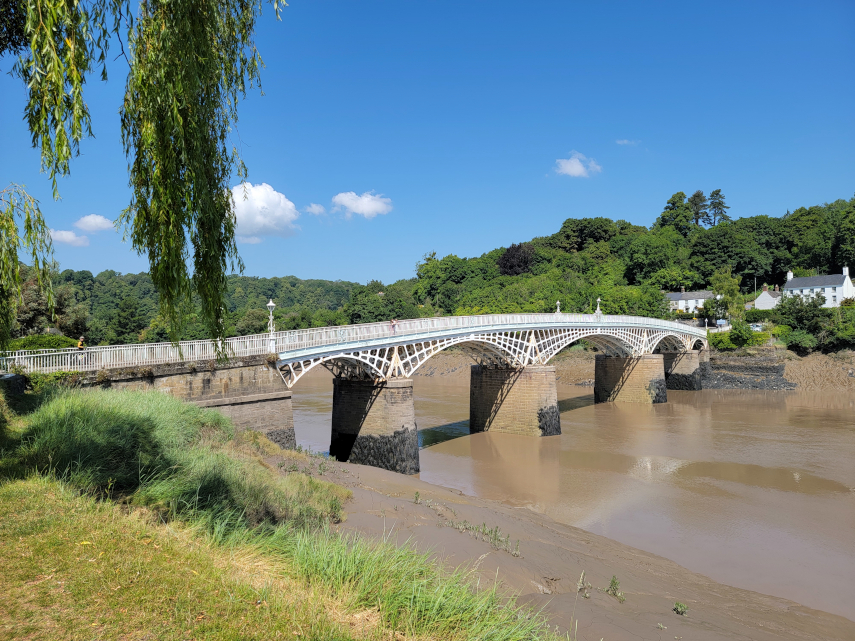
[267,299,276,354]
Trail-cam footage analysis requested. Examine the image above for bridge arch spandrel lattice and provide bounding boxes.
[274,325,708,387]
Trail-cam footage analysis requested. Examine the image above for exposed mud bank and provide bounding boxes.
[701,356,796,390]
[263,449,855,640]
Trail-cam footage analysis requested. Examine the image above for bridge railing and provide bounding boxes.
[1,313,705,374]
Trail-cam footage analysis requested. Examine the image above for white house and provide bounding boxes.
[665,288,715,313]
[782,267,854,308]
[754,284,782,310]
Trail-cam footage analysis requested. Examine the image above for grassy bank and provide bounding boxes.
[0,388,559,640]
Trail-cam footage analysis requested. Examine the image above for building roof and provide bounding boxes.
[665,290,714,301]
[758,290,782,299]
[783,275,847,289]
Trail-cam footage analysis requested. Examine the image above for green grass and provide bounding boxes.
[0,476,366,641]
[9,388,347,528]
[0,387,562,640]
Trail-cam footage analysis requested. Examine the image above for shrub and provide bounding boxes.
[784,329,818,352]
[708,331,736,350]
[729,320,753,347]
[671,311,697,320]
[772,324,792,339]
[841,297,855,308]
[26,371,82,393]
[7,334,78,351]
[749,331,772,346]
[673,601,688,616]
[745,308,775,323]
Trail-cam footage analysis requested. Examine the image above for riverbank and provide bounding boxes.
[274,450,855,641]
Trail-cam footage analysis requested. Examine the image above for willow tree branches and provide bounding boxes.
[11,0,282,351]
[0,185,54,350]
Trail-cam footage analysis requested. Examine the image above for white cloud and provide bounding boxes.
[555,151,602,178]
[616,139,640,146]
[230,182,300,244]
[331,191,393,219]
[51,229,89,246]
[74,214,114,232]
[305,203,326,216]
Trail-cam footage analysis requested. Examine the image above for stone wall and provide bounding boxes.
[100,357,283,402]
[469,365,561,436]
[594,354,667,403]
[196,391,295,449]
[330,378,419,474]
[82,357,296,449]
[662,350,702,390]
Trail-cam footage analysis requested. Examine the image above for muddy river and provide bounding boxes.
[292,369,855,621]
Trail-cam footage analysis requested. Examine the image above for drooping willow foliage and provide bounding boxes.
[9,0,282,350]
[0,185,54,350]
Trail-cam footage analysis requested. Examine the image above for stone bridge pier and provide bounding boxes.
[469,365,561,436]
[329,378,419,474]
[594,354,668,403]
[662,350,703,390]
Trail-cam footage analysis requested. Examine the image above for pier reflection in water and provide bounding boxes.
[291,369,855,621]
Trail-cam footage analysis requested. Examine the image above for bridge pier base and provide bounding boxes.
[329,378,419,475]
[594,354,667,403]
[662,350,702,390]
[469,365,561,436]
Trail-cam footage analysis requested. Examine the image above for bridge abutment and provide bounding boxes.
[662,350,702,390]
[469,365,561,436]
[329,378,419,474]
[594,354,667,403]
[79,357,297,449]
[197,391,295,449]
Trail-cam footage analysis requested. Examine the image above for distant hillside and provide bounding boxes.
[411,192,855,317]
[13,270,359,345]
[11,190,854,345]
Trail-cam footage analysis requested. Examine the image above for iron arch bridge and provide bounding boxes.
[273,313,707,388]
[0,313,707,380]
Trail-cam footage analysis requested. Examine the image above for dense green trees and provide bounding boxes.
[7,190,855,354]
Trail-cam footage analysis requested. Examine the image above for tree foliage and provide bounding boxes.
[710,266,743,320]
[0,0,27,57]
[497,243,535,276]
[688,190,711,227]
[0,185,54,350]
[10,0,283,352]
[708,189,731,225]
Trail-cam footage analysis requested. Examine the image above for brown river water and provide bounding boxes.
[291,369,855,621]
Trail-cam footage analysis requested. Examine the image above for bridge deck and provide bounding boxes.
[1,313,706,374]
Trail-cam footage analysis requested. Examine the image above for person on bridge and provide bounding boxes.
[77,336,86,350]
[390,319,398,335]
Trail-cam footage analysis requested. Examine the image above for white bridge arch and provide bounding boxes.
[0,312,706,380]
[274,313,707,388]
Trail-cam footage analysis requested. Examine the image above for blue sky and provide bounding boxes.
[1,1,853,284]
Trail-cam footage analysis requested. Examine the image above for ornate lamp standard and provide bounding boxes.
[266,299,276,353]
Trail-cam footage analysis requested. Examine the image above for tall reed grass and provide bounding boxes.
[14,388,347,527]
